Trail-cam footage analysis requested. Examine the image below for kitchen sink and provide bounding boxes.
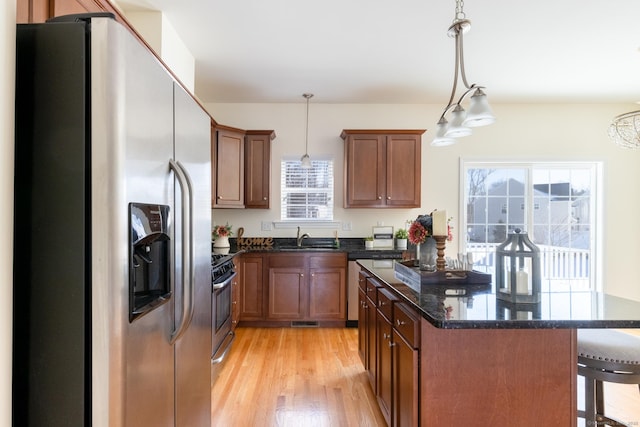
[278,245,338,251]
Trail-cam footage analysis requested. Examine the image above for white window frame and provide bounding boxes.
[459,159,603,292]
[276,156,338,228]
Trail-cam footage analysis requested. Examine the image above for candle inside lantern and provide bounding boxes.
[516,268,529,294]
[432,210,447,236]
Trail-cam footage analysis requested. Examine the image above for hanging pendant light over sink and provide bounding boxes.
[301,93,313,168]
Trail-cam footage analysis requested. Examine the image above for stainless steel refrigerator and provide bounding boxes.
[13,13,212,427]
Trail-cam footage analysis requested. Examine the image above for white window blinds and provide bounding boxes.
[281,159,334,221]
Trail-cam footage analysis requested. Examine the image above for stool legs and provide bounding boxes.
[583,377,629,426]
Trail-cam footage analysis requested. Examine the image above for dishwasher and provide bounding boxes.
[347,250,404,327]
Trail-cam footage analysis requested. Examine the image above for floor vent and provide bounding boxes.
[291,321,319,328]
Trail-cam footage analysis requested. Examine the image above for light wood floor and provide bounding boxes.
[212,327,640,427]
[211,327,386,427]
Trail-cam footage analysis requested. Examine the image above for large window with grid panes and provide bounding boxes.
[461,161,601,292]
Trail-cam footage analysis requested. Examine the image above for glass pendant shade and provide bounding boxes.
[445,105,472,138]
[463,89,496,127]
[431,118,456,146]
[300,153,312,169]
[608,110,640,149]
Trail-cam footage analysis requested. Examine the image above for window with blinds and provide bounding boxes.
[281,159,334,221]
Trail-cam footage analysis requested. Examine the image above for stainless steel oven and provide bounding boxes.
[210,254,237,384]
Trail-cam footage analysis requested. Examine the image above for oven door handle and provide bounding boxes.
[212,271,236,290]
[169,160,195,344]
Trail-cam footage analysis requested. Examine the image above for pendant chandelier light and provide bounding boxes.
[608,110,640,148]
[300,93,313,168]
[431,0,496,147]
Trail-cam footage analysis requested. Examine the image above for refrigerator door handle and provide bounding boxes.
[169,159,195,344]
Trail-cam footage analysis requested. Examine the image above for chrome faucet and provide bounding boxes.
[296,226,310,247]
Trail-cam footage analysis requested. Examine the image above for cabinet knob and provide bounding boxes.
[217,196,223,199]
[300,273,304,278]
[232,301,237,305]
[263,197,268,200]
[378,196,382,200]
[396,319,406,326]
[387,196,391,200]
[379,301,387,306]
[388,341,396,348]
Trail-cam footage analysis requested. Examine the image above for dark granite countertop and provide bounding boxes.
[356,259,640,330]
[224,237,405,260]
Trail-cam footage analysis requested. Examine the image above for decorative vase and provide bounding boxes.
[422,237,437,271]
[365,240,374,250]
[415,237,437,271]
[213,236,230,248]
[396,238,407,250]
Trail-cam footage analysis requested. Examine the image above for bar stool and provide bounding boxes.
[577,329,640,426]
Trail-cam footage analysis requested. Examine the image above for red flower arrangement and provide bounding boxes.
[408,214,433,245]
[408,213,454,244]
[212,223,233,238]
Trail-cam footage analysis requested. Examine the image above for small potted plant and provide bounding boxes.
[394,228,408,250]
[364,236,374,250]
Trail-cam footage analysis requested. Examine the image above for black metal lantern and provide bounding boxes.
[495,228,541,304]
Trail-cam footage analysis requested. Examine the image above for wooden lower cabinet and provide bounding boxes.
[238,251,347,324]
[358,272,420,427]
[238,254,265,321]
[392,303,420,427]
[376,310,393,425]
[268,252,347,322]
[268,265,305,319]
[308,261,346,320]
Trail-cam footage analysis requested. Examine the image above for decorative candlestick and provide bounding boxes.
[434,235,447,271]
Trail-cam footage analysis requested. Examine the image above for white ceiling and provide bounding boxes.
[119,0,640,105]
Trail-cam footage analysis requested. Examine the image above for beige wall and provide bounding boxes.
[206,101,640,302]
[1,1,15,426]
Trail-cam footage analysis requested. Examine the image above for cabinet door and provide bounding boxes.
[385,133,421,207]
[344,134,386,207]
[268,267,305,319]
[214,128,245,208]
[376,311,393,426]
[244,131,273,209]
[366,298,378,390]
[239,255,264,320]
[308,267,346,320]
[393,330,420,427]
[358,288,368,366]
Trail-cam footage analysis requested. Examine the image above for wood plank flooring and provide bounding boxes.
[211,327,386,427]
[212,327,640,427]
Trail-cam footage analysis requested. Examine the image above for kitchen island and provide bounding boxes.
[356,259,640,427]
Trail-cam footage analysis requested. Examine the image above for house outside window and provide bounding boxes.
[461,161,601,292]
[280,158,334,221]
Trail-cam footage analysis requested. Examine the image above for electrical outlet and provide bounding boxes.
[261,221,273,231]
[342,221,352,231]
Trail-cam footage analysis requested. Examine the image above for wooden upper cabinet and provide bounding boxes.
[213,125,245,208]
[244,130,275,209]
[341,129,425,208]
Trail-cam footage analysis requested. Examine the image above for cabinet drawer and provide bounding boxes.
[358,270,370,292]
[269,253,305,268]
[377,287,396,322]
[394,302,420,348]
[309,253,346,268]
[365,277,382,304]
